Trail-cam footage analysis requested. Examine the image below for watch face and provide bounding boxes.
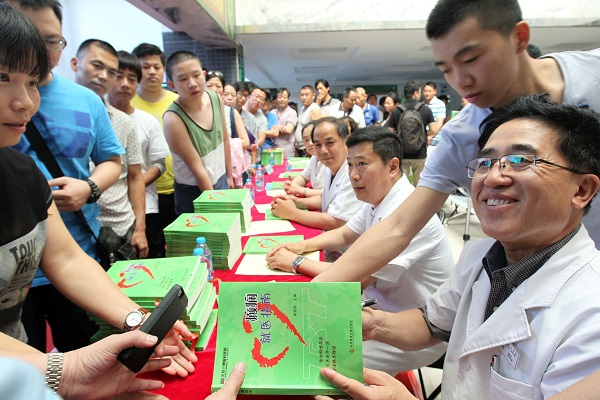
[126,311,143,327]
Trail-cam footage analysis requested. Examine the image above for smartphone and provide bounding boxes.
[118,284,188,372]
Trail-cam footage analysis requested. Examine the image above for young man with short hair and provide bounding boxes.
[315,0,600,284]
[162,51,232,214]
[107,50,171,259]
[131,42,179,250]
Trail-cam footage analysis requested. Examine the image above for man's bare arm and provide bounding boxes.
[313,186,449,282]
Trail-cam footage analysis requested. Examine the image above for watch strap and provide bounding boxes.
[292,255,306,274]
[85,178,101,203]
[44,352,63,392]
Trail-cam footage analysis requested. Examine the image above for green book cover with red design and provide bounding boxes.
[243,235,304,254]
[211,282,363,395]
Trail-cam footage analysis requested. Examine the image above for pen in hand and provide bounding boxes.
[361,298,377,308]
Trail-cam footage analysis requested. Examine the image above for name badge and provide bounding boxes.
[501,343,520,370]
[264,164,274,175]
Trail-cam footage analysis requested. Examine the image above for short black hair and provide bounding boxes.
[343,87,357,99]
[11,0,62,24]
[426,0,523,39]
[301,85,315,93]
[165,50,201,81]
[315,79,330,89]
[527,44,542,59]
[132,43,165,66]
[479,94,600,212]
[424,81,437,90]
[116,50,141,82]
[346,125,403,164]
[0,3,49,80]
[76,39,117,58]
[404,80,421,99]
[312,116,350,142]
[233,81,250,94]
[277,87,290,98]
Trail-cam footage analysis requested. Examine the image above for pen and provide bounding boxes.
[361,298,377,308]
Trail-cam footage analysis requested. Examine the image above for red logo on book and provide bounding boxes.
[243,302,306,367]
[185,215,209,227]
[117,264,154,288]
[257,238,280,249]
[208,191,227,200]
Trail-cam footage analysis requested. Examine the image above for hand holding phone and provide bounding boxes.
[118,284,188,372]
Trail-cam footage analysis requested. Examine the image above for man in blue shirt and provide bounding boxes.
[357,87,380,126]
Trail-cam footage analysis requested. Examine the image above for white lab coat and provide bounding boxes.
[426,226,600,399]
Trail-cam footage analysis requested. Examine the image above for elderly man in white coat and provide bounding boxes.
[313,95,600,400]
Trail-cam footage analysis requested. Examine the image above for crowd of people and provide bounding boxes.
[2,0,600,399]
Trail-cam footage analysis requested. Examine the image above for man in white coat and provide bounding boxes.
[314,95,600,399]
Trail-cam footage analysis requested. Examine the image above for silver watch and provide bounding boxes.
[291,255,306,274]
[45,352,63,392]
[123,307,148,331]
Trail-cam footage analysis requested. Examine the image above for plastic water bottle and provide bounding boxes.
[244,178,255,204]
[194,237,213,281]
[285,158,292,172]
[255,164,265,192]
[269,151,275,166]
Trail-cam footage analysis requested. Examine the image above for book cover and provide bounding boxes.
[243,235,304,254]
[211,282,363,395]
[265,209,285,221]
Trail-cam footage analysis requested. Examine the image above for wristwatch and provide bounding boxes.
[85,178,102,203]
[291,255,306,275]
[123,307,149,331]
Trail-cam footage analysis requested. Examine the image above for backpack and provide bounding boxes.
[396,102,426,154]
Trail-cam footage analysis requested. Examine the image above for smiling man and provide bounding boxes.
[316,94,600,400]
[267,126,452,374]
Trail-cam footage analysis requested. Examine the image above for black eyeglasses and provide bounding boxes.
[45,37,67,51]
[466,153,585,178]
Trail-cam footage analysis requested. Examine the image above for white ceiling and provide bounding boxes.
[238,25,600,95]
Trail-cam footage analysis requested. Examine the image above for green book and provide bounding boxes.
[211,282,363,395]
[243,235,304,254]
[265,209,285,221]
[280,171,302,179]
[267,181,285,190]
[106,257,207,308]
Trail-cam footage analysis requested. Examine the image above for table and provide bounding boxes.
[149,164,318,399]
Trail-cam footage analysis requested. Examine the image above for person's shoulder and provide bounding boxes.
[163,89,179,102]
[131,107,158,125]
[0,147,36,167]
[107,104,136,128]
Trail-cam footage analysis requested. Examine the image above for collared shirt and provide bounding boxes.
[482,224,581,320]
[421,224,581,341]
[362,103,381,126]
[426,95,446,122]
[318,97,341,116]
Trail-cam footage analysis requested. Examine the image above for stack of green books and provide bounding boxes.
[192,189,252,233]
[211,281,363,395]
[163,213,242,270]
[289,157,310,169]
[90,256,218,350]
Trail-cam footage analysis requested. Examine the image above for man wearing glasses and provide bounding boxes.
[315,94,600,399]
[8,0,123,352]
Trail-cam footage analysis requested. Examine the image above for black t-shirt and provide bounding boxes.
[0,147,52,340]
[387,100,435,159]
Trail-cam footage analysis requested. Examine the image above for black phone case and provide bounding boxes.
[118,284,188,372]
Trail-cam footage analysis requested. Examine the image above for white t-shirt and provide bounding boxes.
[300,155,327,191]
[329,103,366,128]
[130,108,171,214]
[346,176,452,374]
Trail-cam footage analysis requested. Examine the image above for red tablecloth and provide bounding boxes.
[148,164,318,399]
